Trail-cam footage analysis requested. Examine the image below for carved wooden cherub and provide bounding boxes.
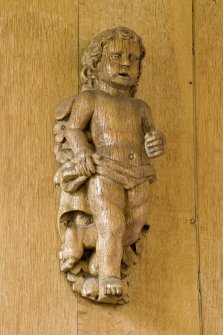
[54,27,165,304]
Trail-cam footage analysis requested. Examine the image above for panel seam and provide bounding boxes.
[192,1,204,334]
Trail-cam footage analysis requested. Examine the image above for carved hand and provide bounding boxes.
[75,155,96,177]
[144,130,165,158]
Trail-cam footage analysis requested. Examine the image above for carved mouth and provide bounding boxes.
[119,72,129,77]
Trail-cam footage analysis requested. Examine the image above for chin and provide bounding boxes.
[112,79,133,89]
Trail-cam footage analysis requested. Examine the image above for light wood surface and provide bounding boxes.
[0,1,79,334]
[195,1,223,334]
[1,0,222,334]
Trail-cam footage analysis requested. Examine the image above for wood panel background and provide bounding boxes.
[0,1,222,334]
[195,1,223,334]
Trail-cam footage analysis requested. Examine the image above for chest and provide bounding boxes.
[93,96,143,131]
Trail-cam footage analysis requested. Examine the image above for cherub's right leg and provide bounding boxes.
[88,176,126,299]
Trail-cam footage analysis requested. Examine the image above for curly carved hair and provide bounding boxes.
[81,27,145,95]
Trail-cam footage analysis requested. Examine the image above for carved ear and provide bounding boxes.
[55,96,76,120]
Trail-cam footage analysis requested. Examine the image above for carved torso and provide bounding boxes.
[89,90,152,166]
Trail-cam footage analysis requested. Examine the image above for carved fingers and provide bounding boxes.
[144,130,166,158]
[86,156,96,174]
[62,167,79,182]
[77,156,96,177]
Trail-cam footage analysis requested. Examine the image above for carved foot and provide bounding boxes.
[96,277,129,304]
[81,277,99,301]
[69,275,129,304]
[102,277,123,296]
[60,255,76,272]
[59,244,82,272]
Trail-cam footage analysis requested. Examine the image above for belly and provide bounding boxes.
[95,143,150,166]
[90,97,149,165]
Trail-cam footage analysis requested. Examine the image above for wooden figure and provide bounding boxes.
[54,27,165,304]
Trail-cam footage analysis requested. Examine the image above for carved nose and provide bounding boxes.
[121,58,130,67]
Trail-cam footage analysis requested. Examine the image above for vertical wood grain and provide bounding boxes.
[0,1,78,334]
[195,1,223,334]
[3,1,220,334]
[78,1,200,334]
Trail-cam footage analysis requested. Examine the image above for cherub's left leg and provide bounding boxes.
[88,175,126,299]
[123,181,151,246]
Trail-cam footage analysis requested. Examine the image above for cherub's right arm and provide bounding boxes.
[66,91,94,160]
[65,91,95,176]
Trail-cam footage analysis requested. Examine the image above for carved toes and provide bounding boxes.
[103,278,123,296]
[81,278,99,301]
[60,256,76,272]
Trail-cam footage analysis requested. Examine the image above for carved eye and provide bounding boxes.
[129,54,139,61]
[110,54,121,61]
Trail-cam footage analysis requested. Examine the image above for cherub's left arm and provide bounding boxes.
[142,102,166,159]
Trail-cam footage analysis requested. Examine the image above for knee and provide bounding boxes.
[98,220,125,241]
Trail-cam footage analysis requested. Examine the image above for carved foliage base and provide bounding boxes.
[59,221,148,304]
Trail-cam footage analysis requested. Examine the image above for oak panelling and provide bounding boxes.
[78,1,200,334]
[0,1,78,334]
[2,1,218,334]
[195,1,223,334]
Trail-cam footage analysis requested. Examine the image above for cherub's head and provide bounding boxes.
[81,27,145,96]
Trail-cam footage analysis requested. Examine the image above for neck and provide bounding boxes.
[98,81,131,97]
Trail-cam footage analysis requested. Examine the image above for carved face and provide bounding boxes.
[97,38,141,89]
